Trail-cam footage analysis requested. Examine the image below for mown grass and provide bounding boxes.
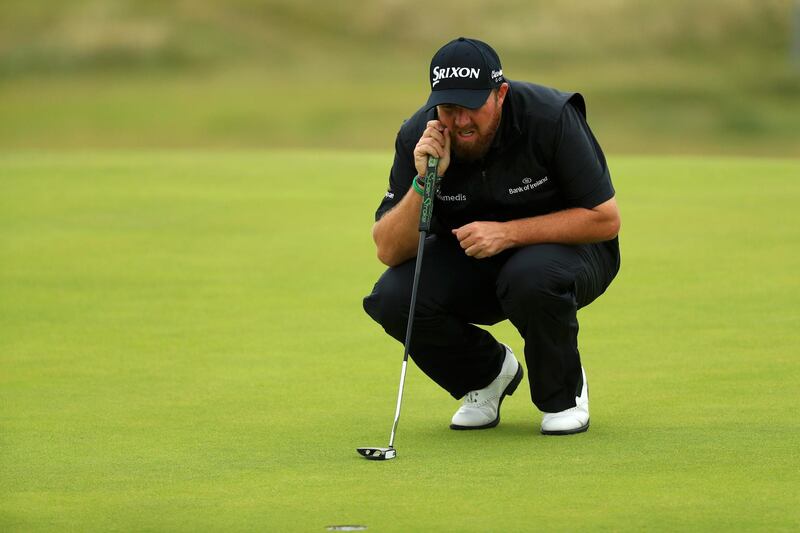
[1,151,798,531]
[0,0,798,155]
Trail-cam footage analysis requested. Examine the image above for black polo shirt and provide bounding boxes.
[375,80,617,251]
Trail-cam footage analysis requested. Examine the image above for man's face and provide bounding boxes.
[436,83,508,162]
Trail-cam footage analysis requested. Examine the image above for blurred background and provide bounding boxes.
[1,0,798,156]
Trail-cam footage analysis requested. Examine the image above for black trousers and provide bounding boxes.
[363,235,620,413]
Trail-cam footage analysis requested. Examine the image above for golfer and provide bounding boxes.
[363,37,621,435]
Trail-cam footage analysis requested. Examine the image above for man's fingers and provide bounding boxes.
[426,127,446,146]
[426,120,445,132]
[465,244,483,257]
[454,229,476,250]
[453,222,500,259]
[452,224,474,239]
[416,139,443,159]
[416,121,449,176]
[451,226,467,241]
[437,128,451,176]
[424,121,446,148]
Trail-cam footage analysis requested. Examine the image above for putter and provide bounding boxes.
[357,155,440,461]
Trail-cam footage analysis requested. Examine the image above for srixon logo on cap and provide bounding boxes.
[431,66,480,87]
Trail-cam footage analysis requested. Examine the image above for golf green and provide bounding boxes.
[1,151,798,531]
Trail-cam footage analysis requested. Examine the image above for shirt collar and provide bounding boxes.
[491,82,522,152]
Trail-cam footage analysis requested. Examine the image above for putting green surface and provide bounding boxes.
[1,151,798,531]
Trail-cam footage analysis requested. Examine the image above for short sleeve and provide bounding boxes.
[551,102,615,209]
[375,130,417,221]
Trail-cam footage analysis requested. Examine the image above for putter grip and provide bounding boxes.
[419,156,439,232]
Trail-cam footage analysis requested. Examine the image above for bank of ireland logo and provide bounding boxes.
[509,175,548,195]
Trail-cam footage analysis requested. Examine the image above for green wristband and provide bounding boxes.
[412,175,425,195]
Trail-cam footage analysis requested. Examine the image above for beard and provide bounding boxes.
[449,108,502,162]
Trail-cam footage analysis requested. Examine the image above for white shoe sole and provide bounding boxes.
[540,419,590,436]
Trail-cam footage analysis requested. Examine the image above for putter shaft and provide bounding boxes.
[388,230,426,448]
[359,156,439,460]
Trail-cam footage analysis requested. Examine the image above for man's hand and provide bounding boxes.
[452,221,511,259]
[450,198,622,261]
[414,120,451,178]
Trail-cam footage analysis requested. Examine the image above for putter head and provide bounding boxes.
[356,447,396,460]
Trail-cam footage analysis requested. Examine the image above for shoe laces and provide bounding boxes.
[464,391,480,404]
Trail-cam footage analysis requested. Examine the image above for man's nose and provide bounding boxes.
[454,108,471,127]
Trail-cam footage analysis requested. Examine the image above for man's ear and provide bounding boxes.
[496,82,509,105]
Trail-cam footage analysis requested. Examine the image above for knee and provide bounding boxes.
[363,269,412,330]
[497,247,576,307]
[500,269,558,308]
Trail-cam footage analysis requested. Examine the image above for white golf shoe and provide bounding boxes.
[450,344,524,430]
[540,367,590,435]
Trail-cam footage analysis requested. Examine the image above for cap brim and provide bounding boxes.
[424,88,491,111]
